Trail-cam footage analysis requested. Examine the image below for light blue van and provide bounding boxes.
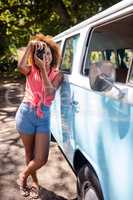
[50,0,133,199]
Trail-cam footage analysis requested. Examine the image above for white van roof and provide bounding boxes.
[54,0,133,40]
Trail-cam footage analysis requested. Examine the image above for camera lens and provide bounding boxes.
[36,47,45,60]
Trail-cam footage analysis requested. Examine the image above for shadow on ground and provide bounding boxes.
[39,186,77,200]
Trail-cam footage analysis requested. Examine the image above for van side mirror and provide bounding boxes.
[91,73,113,91]
[89,61,116,92]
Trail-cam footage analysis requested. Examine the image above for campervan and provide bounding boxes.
[51,1,133,199]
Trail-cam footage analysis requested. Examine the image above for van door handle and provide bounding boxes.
[72,100,79,105]
[71,100,80,113]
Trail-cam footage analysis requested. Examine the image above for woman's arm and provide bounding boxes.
[34,53,63,96]
[18,41,35,75]
[41,67,55,96]
[41,69,63,97]
[34,53,55,96]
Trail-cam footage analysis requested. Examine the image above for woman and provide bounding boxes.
[16,33,63,198]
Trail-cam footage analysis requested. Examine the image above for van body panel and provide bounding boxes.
[72,84,133,200]
[51,80,133,200]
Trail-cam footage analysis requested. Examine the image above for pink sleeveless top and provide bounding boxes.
[23,65,59,117]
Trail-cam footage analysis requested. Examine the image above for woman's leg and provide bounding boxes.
[19,133,38,187]
[22,135,38,187]
[16,103,40,189]
[22,133,50,183]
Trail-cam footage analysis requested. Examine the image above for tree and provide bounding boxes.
[0,0,120,77]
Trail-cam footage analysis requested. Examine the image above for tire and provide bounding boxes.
[77,164,104,200]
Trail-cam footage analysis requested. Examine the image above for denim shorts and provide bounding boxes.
[15,102,50,135]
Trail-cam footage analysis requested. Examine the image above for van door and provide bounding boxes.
[79,13,133,200]
[51,34,80,162]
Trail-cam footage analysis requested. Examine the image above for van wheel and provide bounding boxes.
[77,164,104,200]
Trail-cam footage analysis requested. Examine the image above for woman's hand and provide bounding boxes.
[34,51,46,71]
[34,53,43,70]
[28,40,37,54]
[28,40,44,54]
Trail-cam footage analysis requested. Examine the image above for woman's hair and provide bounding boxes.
[30,33,61,68]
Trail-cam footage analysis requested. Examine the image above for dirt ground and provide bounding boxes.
[0,79,77,200]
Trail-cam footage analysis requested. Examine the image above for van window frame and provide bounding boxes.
[56,41,62,47]
[127,58,133,86]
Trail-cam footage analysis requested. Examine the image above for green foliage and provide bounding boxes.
[0,0,120,78]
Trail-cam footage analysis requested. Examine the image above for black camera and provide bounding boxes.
[36,47,45,60]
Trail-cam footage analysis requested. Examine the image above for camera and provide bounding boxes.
[36,47,45,60]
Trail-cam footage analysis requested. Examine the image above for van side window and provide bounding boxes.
[61,34,79,74]
[83,14,133,83]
